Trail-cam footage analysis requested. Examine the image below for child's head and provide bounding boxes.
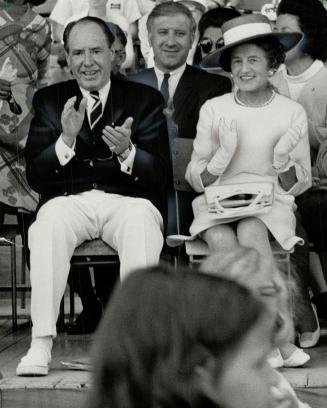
[201,247,294,348]
[88,263,278,408]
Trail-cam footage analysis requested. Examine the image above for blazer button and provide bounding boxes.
[55,170,59,174]
[134,177,139,182]
[64,192,68,196]
[93,182,98,189]
[89,160,93,167]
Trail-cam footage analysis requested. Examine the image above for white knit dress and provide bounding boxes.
[185,92,312,250]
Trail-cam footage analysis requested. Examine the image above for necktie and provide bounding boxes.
[90,90,102,129]
[160,73,170,105]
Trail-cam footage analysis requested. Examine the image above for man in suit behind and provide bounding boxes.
[16,16,170,377]
[129,1,231,143]
[129,1,231,235]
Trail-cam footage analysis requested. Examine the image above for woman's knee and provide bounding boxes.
[203,225,237,250]
[237,217,267,237]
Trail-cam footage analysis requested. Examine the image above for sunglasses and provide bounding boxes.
[198,38,224,54]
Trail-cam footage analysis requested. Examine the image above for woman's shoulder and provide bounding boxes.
[274,92,306,113]
[204,92,234,107]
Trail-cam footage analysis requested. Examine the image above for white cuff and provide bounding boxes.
[55,135,76,166]
[118,143,136,175]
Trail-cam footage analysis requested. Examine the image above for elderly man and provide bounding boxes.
[16,16,169,376]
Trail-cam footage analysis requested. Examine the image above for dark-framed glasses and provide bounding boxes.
[198,37,224,54]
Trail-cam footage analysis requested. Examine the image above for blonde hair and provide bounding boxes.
[200,247,294,347]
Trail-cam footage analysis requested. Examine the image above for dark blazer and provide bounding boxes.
[128,64,232,140]
[25,76,170,224]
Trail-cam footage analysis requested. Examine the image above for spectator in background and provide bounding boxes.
[129,1,231,235]
[0,0,51,231]
[273,0,327,325]
[139,0,207,67]
[108,22,128,76]
[193,6,241,65]
[88,264,283,408]
[49,0,139,69]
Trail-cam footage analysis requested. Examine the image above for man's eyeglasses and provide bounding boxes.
[198,38,224,54]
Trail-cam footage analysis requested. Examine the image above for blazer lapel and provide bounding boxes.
[173,65,194,120]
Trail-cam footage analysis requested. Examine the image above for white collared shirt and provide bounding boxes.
[154,63,187,99]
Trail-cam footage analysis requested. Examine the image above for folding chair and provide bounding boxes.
[58,239,119,330]
[0,224,28,330]
[168,138,292,281]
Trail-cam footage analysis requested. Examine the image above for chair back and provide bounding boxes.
[171,138,197,235]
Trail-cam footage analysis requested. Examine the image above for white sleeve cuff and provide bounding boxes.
[119,144,136,175]
[55,135,76,166]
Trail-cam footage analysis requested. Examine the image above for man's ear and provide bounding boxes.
[109,48,115,63]
[65,50,71,69]
[194,356,219,404]
[148,30,153,48]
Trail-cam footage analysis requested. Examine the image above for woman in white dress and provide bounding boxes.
[187,14,311,262]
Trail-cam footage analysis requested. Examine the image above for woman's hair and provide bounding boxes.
[222,36,285,72]
[201,247,294,347]
[26,0,47,5]
[277,0,327,61]
[88,264,267,408]
[198,7,241,40]
[147,1,197,35]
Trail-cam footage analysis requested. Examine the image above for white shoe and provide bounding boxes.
[16,346,51,376]
[282,348,310,368]
[298,303,320,348]
[267,349,283,368]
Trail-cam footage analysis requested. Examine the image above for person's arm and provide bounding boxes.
[25,90,87,194]
[274,106,311,196]
[186,102,237,192]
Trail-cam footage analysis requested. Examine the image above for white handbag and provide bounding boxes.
[205,182,274,219]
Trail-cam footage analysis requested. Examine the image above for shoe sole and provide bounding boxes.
[16,365,49,377]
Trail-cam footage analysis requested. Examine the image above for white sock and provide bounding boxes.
[31,336,53,355]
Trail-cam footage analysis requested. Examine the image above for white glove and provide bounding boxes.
[0,57,17,82]
[207,118,237,176]
[273,126,301,170]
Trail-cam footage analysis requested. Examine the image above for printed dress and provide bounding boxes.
[0,5,51,211]
[185,93,311,250]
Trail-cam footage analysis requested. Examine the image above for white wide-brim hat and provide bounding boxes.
[201,14,303,71]
[174,0,207,13]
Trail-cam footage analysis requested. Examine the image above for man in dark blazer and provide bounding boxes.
[129,1,231,236]
[129,1,231,143]
[16,16,170,377]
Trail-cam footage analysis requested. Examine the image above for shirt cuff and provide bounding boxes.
[118,143,136,175]
[55,135,76,166]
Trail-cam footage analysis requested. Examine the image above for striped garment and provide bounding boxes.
[0,5,51,212]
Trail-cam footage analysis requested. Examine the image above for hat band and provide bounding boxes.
[224,23,272,46]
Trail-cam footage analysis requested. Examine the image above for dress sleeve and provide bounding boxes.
[278,105,312,196]
[185,100,218,192]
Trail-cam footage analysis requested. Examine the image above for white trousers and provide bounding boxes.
[29,190,164,338]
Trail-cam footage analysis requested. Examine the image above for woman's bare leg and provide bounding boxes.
[202,224,238,252]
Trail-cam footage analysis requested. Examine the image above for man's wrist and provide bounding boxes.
[118,142,133,161]
[62,133,75,148]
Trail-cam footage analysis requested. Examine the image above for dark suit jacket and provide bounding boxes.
[25,76,170,225]
[128,64,232,140]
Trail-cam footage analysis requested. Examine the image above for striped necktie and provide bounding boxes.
[90,90,102,129]
[160,73,170,105]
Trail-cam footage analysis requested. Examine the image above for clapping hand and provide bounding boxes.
[102,117,134,155]
[273,126,301,170]
[61,96,87,147]
[207,118,238,176]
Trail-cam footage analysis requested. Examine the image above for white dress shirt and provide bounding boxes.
[154,63,187,99]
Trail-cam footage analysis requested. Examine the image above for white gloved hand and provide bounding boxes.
[207,118,238,176]
[273,126,301,170]
[0,57,17,82]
